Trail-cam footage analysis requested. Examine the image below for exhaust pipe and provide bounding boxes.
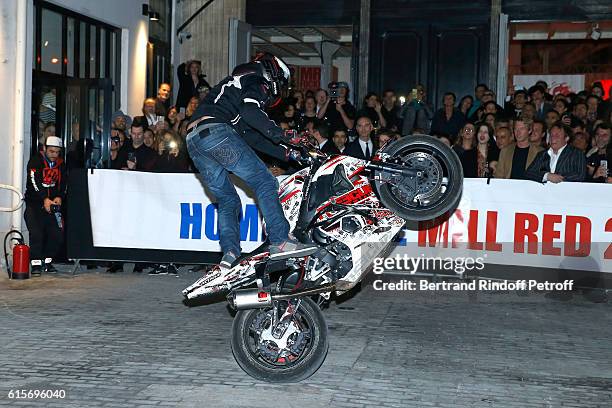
[229,283,336,310]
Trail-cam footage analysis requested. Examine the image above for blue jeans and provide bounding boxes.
[186,123,290,255]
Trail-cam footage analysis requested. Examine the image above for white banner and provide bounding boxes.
[88,171,612,273]
[513,74,585,95]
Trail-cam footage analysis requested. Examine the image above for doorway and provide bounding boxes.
[32,72,112,168]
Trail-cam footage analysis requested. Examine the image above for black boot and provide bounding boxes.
[31,265,43,276]
[44,263,58,274]
[167,264,179,275]
[106,262,123,273]
[148,264,168,275]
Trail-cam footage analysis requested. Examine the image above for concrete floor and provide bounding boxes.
[0,266,611,408]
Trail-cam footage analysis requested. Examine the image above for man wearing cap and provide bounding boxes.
[24,136,67,275]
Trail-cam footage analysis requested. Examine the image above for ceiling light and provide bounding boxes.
[142,4,160,21]
[51,57,59,64]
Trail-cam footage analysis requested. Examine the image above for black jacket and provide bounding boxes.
[116,143,157,172]
[189,72,287,160]
[176,62,210,109]
[525,145,587,182]
[319,139,341,155]
[153,152,191,173]
[25,152,67,205]
[344,138,376,160]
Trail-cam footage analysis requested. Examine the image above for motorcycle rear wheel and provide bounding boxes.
[231,297,328,382]
[373,135,463,221]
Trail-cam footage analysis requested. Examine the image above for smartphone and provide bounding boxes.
[399,96,406,105]
[179,107,186,114]
[157,115,165,124]
[601,160,608,175]
[410,88,418,100]
[127,152,136,162]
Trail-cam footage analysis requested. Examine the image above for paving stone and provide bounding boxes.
[0,267,610,407]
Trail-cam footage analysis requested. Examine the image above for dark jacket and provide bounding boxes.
[25,152,67,205]
[116,143,157,172]
[399,101,434,136]
[344,138,376,160]
[176,62,210,109]
[190,73,284,144]
[155,98,170,117]
[319,139,341,155]
[431,108,466,139]
[153,152,190,173]
[525,145,587,182]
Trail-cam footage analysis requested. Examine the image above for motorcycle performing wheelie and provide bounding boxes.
[183,132,463,382]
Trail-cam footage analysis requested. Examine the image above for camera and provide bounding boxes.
[110,136,121,144]
[50,204,61,213]
[328,81,349,101]
[178,31,192,43]
[165,140,178,150]
[328,82,340,100]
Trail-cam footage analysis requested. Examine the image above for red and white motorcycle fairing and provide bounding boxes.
[183,155,405,300]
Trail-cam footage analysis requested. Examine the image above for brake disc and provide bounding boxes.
[252,311,308,362]
[392,151,443,202]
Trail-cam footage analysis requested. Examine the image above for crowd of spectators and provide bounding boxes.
[37,61,612,185]
[251,79,611,184]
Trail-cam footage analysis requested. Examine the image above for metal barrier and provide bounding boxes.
[0,184,23,212]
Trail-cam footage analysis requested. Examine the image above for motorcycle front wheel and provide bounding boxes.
[373,135,463,222]
[230,297,328,382]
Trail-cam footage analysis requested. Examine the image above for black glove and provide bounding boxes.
[285,148,302,162]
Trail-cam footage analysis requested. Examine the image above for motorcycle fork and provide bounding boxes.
[271,276,302,337]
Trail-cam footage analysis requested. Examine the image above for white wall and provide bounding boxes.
[0,0,25,240]
[0,0,150,243]
[178,0,246,86]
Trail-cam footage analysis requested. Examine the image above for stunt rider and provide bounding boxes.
[185,53,317,269]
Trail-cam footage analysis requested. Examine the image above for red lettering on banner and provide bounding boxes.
[485,211,502,251]
[418,214,449,247]
[542,214,563,255]
[605,218,612,260]
[564,216,591,257]
[467,210,483,250]
[514,213,539,254]
[451,210,464,248]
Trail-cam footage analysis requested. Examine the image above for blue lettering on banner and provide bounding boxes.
[179,202,261,242]
[240,204,259,242]
[205,204,220,240]
[180,203,202,239]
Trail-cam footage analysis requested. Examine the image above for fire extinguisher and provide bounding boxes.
[3,230,30,280]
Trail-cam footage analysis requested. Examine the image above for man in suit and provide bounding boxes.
[345,116,375,160]
[495,118,543,179]
[528,85,553,121]
[311,121,340,155]
[525,122,587,183]
[332,129,348,154]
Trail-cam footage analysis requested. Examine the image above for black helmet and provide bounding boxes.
[254,52,290,103]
